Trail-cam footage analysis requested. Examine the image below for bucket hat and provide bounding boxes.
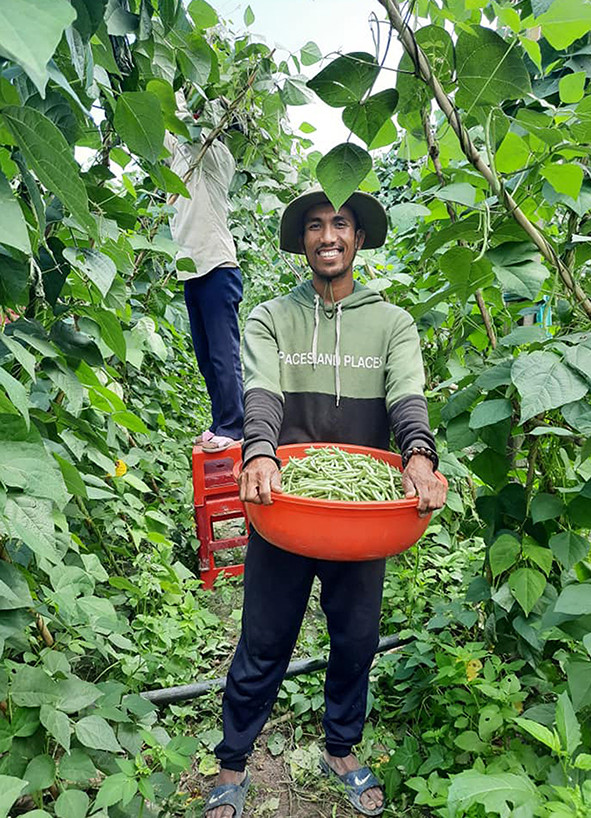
[279,187,388,254]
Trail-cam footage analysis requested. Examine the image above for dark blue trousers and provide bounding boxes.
[184,267,244,440]
[215,530,385,771]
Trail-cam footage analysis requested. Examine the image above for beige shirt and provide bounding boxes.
[164,129,238,281]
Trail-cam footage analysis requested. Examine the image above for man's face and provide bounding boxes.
[301,203,365,280]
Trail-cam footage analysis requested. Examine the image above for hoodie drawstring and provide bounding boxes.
[312,294,320,370]
[335,303,342,407]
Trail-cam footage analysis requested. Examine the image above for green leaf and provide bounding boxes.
[574,753,591,770]
[40,705,71,753]
[529,425,574,437]
[146,79,190,140]
[556,691,581,755]
[0,416,66,505]
[23,754,55,794]
[55,676,103,714]
[63,247,116,298]
[488,242,549,300]
[188,0,218,28]
[177,35,212,86]
[549,531,589,570]
[0,335,36,381]
[244,5,255,26]
[53,454,87,499]
[512,351,588,423]
[555,583,591,615]
[75,715,122,753]
[280,77,315,106]
[495,132,530,174]
[342,90,398,146]
[54,789,89,818]
[522,539,553,575]
[316,143,372,212]
[563,343,591,383]
[489,534,521,578]
[91,308,126,361]
[0,171,31,253]
[2,107,96,239]
[0,0,75,96]
[537,0,591,50]
[11,707,40,737]
[514,718,561,752]
[114,92,165,164]
[434,183,477,208]
[456,26,531,108]
[566,660,591,711]
[300,41,322,66]
[0,367,29,428]
[559,71,586,104]
[0,776,26,818]
[12,666,58,708]
[469,399,512,429]
[0,562,33,610]
[308,52,379,108]
[57,749,97,783]
[95,773,136,809]
[112,410,149,435]
[71,0,106,42]
[4,494,59,563]
[508,567,546,615]
[541,164,584,199]
[530,493,564,524]
[448,770,540,816]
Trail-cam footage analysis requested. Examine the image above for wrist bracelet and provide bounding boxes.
[402,446,438,470]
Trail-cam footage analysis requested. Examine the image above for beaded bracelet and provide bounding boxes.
[401,446,438,470]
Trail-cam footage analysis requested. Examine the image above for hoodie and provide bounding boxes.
[242,280,436,465]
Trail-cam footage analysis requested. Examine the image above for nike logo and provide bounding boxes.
[354,772,371,786]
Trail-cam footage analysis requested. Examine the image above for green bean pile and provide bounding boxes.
[281,446,402,502]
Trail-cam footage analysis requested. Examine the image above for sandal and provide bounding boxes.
[201,435,243,452]
[320,757,385,816]
[194,430,215,445]
[203,771,250,817]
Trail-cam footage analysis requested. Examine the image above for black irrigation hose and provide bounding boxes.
[141,634,410,706]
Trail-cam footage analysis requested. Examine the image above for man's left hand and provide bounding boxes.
[402,454,447,518]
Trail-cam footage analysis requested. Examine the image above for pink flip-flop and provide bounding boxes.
[201,435,243,452]
[194,430,215,445]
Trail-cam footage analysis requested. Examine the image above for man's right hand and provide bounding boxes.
[238,456,282,505]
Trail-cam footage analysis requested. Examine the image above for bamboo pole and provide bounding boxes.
[378,0,591,320]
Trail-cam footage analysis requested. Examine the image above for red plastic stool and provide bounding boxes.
[192,443,247,589]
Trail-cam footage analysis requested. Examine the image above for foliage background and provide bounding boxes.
[0,0,590,816]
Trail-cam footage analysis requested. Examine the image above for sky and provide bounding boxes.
[215,0,403,153]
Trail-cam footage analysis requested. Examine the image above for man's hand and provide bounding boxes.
[238,456,282,505]
[402,454,447,518]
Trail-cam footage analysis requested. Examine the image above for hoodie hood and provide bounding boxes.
[289,280,383,311]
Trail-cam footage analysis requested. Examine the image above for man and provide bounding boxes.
[165,93,243,452]
[203,188,446,818]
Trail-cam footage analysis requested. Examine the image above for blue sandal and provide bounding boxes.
[203,772,250,817]
[320,757,385,816]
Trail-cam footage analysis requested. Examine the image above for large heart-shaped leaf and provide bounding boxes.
[308,53,379,108]
[316,143,372,212]
[456,26,531,108]
[342,90,399,146]
[114,92,165,164]
[512,351,588,422]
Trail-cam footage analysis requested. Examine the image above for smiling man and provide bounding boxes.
[202,188,446,818]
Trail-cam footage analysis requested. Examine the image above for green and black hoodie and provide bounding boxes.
[242,280,436,464]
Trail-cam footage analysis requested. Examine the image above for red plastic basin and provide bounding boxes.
[233,443,447,561]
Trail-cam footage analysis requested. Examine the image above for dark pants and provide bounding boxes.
[184,267,244,439]
[215,530,385,771]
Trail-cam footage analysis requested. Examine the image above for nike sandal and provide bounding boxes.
[203,771,250,817]
[320,757,385,816]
